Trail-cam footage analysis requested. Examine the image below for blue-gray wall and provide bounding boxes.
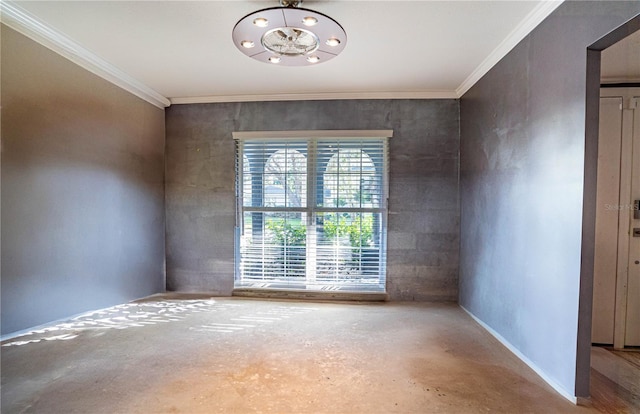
[165,100,460,301]
[459,1,640,398]
[1,26,166,336]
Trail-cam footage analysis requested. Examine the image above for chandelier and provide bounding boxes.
[232,0,347,66]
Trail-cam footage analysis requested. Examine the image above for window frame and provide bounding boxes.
[233,130,392,292]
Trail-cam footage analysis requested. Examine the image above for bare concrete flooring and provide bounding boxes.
[0,295,635,413]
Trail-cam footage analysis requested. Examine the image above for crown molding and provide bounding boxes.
[455,0,564,98]
[170,90,458,105]
[0,1,170,109]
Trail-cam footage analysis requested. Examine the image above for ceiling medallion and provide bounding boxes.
[232,0,347,66]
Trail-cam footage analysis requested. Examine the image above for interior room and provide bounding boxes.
[2,1,639,412]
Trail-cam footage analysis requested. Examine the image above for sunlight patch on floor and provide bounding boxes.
[1,299,237,347]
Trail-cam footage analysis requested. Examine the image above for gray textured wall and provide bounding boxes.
[1,26,166,335]
[459,1,640,399]
[165,100,459,301]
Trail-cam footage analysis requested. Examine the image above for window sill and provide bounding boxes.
[232,287,387,302]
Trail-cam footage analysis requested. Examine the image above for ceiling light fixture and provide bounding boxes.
[232,0,347,66]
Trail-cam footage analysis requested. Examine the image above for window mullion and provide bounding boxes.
[306,140,317,223]
[306,140,317,283]
[359,146,363,209]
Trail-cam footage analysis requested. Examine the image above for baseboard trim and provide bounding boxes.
[233,287,388,302]
[460,305,578,405]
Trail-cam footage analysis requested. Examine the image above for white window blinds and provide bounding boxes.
[234,132,389,292]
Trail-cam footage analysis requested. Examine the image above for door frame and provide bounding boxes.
[578,14,640,398]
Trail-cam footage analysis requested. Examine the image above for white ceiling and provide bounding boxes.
[3,1,566,107]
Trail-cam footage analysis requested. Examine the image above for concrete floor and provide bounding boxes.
[0,295,632,413]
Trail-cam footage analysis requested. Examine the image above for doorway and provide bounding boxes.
[588,21,640,410]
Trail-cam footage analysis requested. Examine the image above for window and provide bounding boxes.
[234,131,391,292]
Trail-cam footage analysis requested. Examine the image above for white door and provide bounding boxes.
[592,89,640,348]
[592,97,623,344]
[624,95,640,346]
[591,97,622,344]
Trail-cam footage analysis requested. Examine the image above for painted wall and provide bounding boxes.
[165,100,459,300]
[459,1,640,399]
[1,26,166,335]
